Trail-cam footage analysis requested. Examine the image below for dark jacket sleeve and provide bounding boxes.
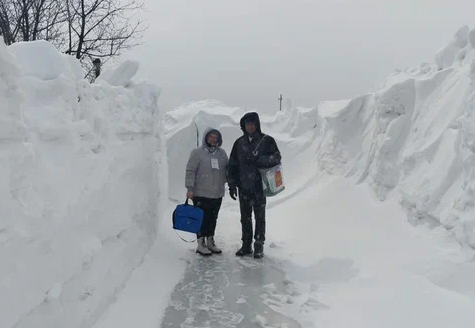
[257,136,281,168]
[227,139,240,189]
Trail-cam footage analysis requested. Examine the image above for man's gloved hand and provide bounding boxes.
[229,187,237,200]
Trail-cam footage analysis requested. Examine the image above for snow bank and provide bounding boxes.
[9,40,84,81]
[163,100,321,202]
[435,25,470,70]
[0,40,163,328]
[314,25,475,248]
[165,25,475,249]
[96,60,140,87]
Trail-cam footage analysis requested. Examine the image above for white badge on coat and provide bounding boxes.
[211,158,219,170]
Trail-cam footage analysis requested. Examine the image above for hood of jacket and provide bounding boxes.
[239,112,262,135]
[202,127,223,149]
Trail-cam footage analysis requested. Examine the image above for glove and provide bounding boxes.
[229,187,237,200]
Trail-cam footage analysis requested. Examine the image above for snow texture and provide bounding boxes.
[0,39,163,328]
[4,24,475,328]
[303,25,475,248]
[159,254,300,328]
[9,40,84,81]
[163,25,475,262]
[96,60,140,87]
[435,25,470,70]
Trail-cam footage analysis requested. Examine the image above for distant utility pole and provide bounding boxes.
[278,94,283,111]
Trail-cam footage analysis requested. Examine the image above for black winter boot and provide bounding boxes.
[235,242,253,256]
[253,242,264,258]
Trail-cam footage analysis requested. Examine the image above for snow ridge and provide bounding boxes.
[1,40,163,328]
[316,26,475,247]
[165,25,475,249]
[3,23,475,328]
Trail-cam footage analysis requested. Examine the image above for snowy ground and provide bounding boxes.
[98,26,475,328]
[4,26,475,328]
[96,177,475,328]
[1,40,164,328]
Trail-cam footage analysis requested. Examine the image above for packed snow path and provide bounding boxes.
[160,247,301,328]
[6,25,475,328]
[155,178,475,328]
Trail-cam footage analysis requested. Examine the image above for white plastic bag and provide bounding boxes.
[259,164,285,197]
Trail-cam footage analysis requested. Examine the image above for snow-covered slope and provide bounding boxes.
[152,27,475,327]
[1,40,164,328]
[165,25,475,249]
[317,26,475,247]
[4,23,475,328]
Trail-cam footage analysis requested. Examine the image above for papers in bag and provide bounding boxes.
[260,164,285,196]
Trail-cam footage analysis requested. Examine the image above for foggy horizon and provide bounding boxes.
[121,0,475,113]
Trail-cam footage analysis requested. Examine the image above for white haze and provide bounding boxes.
[123,0,475,112]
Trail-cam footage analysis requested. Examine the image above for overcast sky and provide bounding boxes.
[123,0,475,113]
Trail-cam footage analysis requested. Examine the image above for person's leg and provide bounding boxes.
[206,197,223,254]
[253,195,266,243]
[192,197,212,256]
[236,190,254,256]
[208,197,222,237]
[193,197,210,238]
[253,193,266,258]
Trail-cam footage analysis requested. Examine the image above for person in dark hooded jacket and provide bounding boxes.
[227,112,282,258]
[185,128,228,256]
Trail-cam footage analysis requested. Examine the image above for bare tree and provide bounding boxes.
[64,0,146,78]
[0,0,29,44]
[0,1,11,44]
[0,0,66,45]
[1,0,146,81]
[34,0,67,43]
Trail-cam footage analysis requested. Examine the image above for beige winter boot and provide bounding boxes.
[196,237,212,256]
[206,236,222,254]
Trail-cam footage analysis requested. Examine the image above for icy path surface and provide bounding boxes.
[96,178,475,328]
[158,176,475,328]
[160,247,301,328]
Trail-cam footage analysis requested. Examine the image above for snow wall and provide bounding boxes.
[165,100,321,204]
[0,40,165,328]
[165,25,475,248]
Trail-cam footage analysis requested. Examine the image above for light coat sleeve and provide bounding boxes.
[185,149,200,192]
[220,149,229,188]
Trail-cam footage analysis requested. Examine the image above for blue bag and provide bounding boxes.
[172,198,204,236]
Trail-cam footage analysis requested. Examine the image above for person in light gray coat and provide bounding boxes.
[185,127,228,256]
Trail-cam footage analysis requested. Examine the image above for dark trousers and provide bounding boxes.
[238,190,266,246]
[192,196,223,238]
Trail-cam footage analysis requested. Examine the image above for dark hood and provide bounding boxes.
[239,112,262,135]
[202,127,223,148]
